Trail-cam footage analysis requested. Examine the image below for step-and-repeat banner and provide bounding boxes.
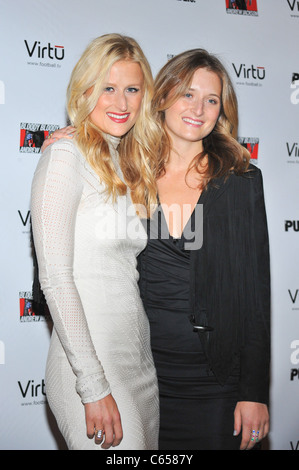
[0,0,298,450]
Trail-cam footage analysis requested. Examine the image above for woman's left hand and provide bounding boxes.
[234,401,269,450]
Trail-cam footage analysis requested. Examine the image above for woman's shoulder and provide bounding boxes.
[43,138,85,166]
[228,163,265,200]
[233,162,261,177]
[243,163,264,187]
[229,162,262,185]
[45,137,79,155]
[247,162,262,176]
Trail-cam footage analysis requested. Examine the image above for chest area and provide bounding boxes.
[76,174,147,251]
[157,172,202,238]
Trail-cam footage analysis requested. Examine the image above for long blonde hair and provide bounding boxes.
[152,49,250,186]
[67,34,160,214]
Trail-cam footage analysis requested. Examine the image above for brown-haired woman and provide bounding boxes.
[138,48,270,450]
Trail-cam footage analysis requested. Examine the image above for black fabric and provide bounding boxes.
[189,165,271,404]
[139,209,242,449]
[158,375,242,450]
[138,164,271,407]
[140,217,208,378]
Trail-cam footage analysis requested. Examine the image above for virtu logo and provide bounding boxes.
[18,379,46,398]
[287,0,299,11]
[24,40,64,60]
[232,63,265,80]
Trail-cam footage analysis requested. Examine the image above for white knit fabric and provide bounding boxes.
[30,138,159,450]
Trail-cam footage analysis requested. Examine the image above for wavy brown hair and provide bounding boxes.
[152,48,250,187]
[66,34,160,215]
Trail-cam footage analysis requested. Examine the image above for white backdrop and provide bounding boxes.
[0,0,298,451]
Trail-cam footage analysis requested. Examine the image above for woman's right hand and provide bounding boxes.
[84,394,123,449]
[41,125,75,152]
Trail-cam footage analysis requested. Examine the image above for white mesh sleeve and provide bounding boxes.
[30,142,111,404]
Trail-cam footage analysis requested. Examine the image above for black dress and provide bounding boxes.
[138,204,242,450]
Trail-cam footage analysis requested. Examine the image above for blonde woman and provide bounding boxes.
[31,34,160,450]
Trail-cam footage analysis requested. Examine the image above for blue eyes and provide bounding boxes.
[104,87,140,93]
[127,87,140,93]
[184,93,219,105]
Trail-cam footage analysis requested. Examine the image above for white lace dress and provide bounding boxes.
[30,137,159,450]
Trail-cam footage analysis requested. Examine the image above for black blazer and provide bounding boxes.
[189,164,270,405]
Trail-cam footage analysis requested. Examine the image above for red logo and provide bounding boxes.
[226,0,258,14]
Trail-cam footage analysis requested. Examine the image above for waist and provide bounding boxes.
[152,347,210,378]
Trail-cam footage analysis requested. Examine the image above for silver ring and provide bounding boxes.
[96,429,104,439]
